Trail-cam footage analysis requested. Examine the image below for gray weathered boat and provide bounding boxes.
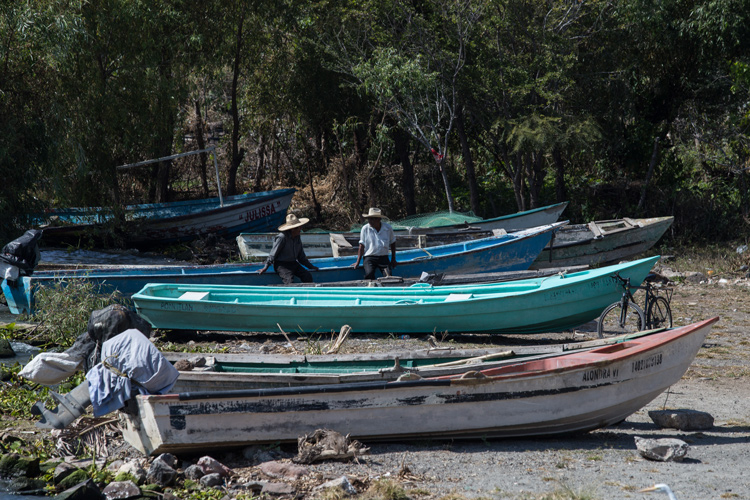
[119,318,718,455]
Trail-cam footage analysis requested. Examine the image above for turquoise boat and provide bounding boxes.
[132,255,659,334]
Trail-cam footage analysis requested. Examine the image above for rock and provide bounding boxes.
[261,482,295,496]
[102,480,141,500]
[634,436,689,462]
[53,478,105,500]
[293,429,370,464]
[57,469,90,490]
[7,476,48,493]
[54,462,81,484]
[196,456,233,477]
[199,473,224,488]
[648,409,715,430]
[313,476,357,495]
[116,461,147,485]
[187,356,206,367]
[154,453,177,469]
[184,464,205,480]
[259,461,308,480]
[146,458,177,487]
[173,359,193,371]
[0,453,41,478]
[232,481,266,494]
[0,338,15,358]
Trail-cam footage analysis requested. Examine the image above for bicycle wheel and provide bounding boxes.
[647,296,673,329]
[597,301,645,338]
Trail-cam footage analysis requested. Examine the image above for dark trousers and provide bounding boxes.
[363,255,391,280]
[275,261,313,285]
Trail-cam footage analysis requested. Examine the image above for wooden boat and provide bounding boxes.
[390,201,568,234]
[2,223,564,315]
[132,255,658,334]
[531,217,673,269]
[235,201,568,259]
[237,229,501,259]
[38,188,296,249]
[118,317,719,455]
[165,329,665,392]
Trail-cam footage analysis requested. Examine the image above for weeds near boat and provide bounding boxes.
[0,363,84,423]
[31,278,124,349]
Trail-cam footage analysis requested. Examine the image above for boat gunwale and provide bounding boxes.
[138,317,718,403]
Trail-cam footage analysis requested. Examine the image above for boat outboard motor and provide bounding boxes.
[31,382,91,430]
[0,229,43,285]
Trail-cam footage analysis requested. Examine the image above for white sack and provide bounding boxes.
[19,352,83,385]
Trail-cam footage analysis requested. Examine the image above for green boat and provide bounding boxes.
[133,256,659,334]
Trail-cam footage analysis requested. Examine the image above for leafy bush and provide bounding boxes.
[31,279,124,349]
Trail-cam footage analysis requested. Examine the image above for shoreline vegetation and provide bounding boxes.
[1,246,750,499]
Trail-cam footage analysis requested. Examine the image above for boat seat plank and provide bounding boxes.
[179,291,209,301]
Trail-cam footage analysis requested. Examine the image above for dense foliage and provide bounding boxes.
[1,0,749,244]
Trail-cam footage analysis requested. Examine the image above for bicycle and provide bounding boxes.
[597,272,673,338]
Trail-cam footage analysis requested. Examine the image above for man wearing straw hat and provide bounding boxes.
[351,207,397,280]
[258,213,319,284]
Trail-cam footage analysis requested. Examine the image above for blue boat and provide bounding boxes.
[2,222,565,315]
[38,188,296,249]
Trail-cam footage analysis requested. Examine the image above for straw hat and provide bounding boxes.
[278,213,309,231]
[362,207,386,219]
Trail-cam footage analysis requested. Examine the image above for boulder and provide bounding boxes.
[199,473,224,488]
[196,456,233,477]
[53,478,105,500]
[0,453,40,478]
[0,338,15,358]
[102,480,141,500]
[146,458,177,487]
[259,461,308,480]
[648,409,714,430]
[635,436,689,462]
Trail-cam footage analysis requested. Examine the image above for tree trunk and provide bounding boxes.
[253,133,266,192]
[393,128,416,215]
[228,9,246,196]
[526,152,544,209]
[436,158,455,213]
[638,137,660,212]
[194,100,209,198]
[456,106,480,216]
[504,147,525,211]
[553,147,566,203]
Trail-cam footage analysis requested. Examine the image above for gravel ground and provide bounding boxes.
[2,271,749,500]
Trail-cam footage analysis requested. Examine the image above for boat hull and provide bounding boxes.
[118,318,718,455]
[132,256,659,334]
[531,217,673,269]
[393,202,568,234]
[40,188,296,249]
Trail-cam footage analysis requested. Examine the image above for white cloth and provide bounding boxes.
[358,222,396,257]
[86,328,179,417]
[19,352,83,385]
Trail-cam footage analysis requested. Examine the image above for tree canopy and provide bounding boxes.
[1,0,749,244]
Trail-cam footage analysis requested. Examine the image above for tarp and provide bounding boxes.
[86,328,179,417]
[0,229,42,274]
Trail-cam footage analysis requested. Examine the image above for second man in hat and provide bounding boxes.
[351,207,397,279]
